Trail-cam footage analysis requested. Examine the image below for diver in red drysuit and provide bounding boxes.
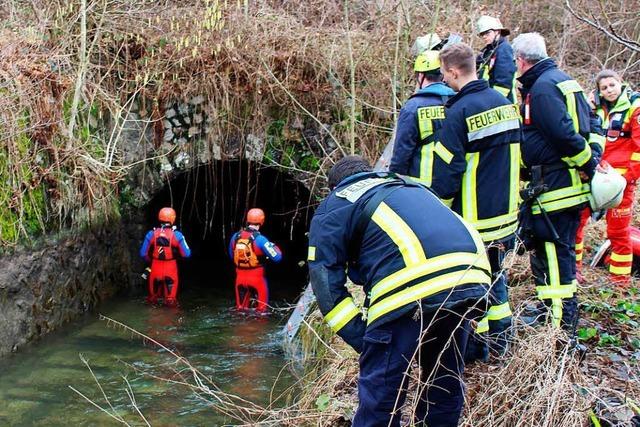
[140,207,191,306]
[229,208,282,313]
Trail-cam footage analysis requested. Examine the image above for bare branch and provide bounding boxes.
[564,0,640,53]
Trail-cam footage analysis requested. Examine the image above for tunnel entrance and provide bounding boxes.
[143,161,315,304]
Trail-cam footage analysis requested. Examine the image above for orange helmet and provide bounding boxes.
[158,207,176,225]
[246,208,265,226]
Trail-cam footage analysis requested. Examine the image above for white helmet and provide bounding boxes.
[411,33,442,56]
[590,163,626,211]
[476,16,510,36]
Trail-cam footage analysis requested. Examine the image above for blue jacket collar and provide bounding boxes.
[334,171,390,190]
[483,35,507,51]
[415,82,456,97]
[446,79,489,107]
[517,57,556,89]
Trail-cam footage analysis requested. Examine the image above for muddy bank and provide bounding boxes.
[0,225,136,356]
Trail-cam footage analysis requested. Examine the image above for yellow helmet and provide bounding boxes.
[414,50,441,73]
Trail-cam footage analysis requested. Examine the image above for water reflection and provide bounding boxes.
[0,288,294,426]
[227,314,272,400]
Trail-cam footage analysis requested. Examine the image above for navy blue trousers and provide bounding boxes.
[353,305,470,427]
[486,239,513,335]
[465,239,512,362]
[530,209,580,330]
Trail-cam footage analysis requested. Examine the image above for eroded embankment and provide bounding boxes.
[0,225,136,356]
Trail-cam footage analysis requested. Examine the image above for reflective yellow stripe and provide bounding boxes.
[480,65,490,81]
[494,85,511,98]
[307,246,316,261]
[466,105,520,142]
[536,283,576,299]
[476,317,489,333]
[615,168,628,175]
[562,143,591,168]
[419,143,434,186]
[434,142,454,164]
[609,264,632,275]
[543,242,562,327]
[532,192,591,214]
[325,297,360,332]
[511,77,518,104]
[576,241,584,262]
[569,168,582,188]
[566,93,579,133]
[487,302,512,320]
[610,252,633,262]
[546,242,560,286]
[478,223,518,242]
[537,183,590,204]
[632,152,640,162]
[532,184,591,214]
[372,202,427,265]
[417,106,443,140]
[509,144,520,213]
[589,133,605,150]
[557,80,583,134]
[556,80,583,95]
[367,269,491,324]
[369,252,491,303]
[442,198,453,208]
[469,211,518,231]
[462,152,479,222]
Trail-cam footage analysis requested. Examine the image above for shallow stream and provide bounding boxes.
[0,285,297,426]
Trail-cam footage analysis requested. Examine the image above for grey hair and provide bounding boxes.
[511,32,548,64]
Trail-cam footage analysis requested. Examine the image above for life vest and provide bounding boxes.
[233,230,261,269]
[597,89,640,176]
[598,90,639,141]
[152,227,176,261]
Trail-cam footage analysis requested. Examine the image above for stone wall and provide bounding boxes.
[119,96,330,210]
[0,224,136,356]
[0,93,328,356]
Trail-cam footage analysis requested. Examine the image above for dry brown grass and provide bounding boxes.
[1,0,637,246]
[283,211,640,426]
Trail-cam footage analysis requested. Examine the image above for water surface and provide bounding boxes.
[0,286,296,426]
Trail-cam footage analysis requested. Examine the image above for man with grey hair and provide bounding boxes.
[513,32,603,333]
[511,32,548,64]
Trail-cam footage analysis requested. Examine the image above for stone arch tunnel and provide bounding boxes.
[140,160,316,304]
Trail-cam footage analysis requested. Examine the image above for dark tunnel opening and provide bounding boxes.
[143,161,316,305]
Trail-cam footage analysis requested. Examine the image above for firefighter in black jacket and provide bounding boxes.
[433,42,521,358]
[512,32,602,331]
[389,50,456,184]
[308,156,491,427]
[476,15,517,103]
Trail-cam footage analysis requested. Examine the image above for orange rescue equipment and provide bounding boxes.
[233,232,261,268]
